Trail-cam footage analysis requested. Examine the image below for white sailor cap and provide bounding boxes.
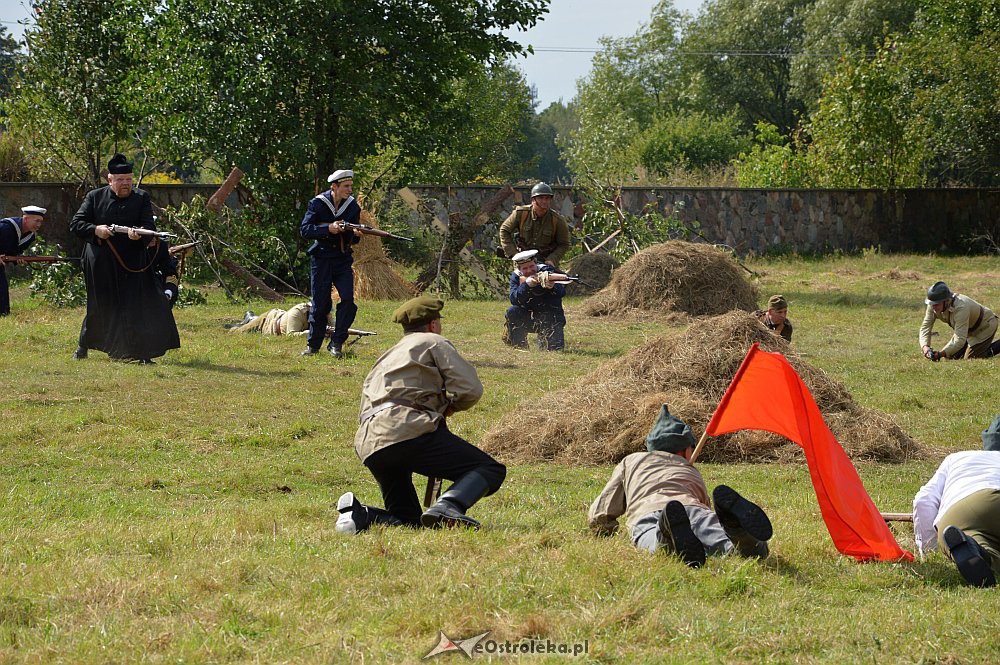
[512,249,539,264]
[21,205,47,216]
[327,169,354,183]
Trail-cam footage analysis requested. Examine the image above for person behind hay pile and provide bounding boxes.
[299,169,362,358]
[336,296,506,534]
[499,182,571,268]
[913,415,1000,587]
[223,302,326,336]
[588,405,774,568]
[503,249,567,351]
[0,205,46,316]
[920,281,999,361]
[755,294,793,342]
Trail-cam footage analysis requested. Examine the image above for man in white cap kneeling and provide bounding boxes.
[0,205,46,315]
[504,248,567,350]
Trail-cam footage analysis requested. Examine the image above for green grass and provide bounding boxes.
[1,251,999,663]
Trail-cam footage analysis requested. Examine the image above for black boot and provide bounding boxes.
[658,501,706,568]
[713,485,772,558]
[335,492,403,535]
[421,471,491,529]
[327,340,344,358]
[72,347,87,360]
[943,525,997,587]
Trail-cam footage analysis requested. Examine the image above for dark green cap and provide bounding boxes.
[646,405,696,453]
[983,415,1000,452]
[392,295,444,328]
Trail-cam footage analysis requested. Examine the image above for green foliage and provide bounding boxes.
[175,284,208,308]
[0,131,30,181]
[27,241,86,308]
[532,101,576,183]
[733,123,813,188]
[638,111,751,176]
[0,25,21,103]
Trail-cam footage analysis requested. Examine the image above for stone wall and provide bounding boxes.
[4,182,998,255]
[389,185,1000,255]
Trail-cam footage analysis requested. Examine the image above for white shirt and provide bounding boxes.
[912,451,1000,554]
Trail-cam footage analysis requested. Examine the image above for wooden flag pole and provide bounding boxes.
[880,512,913,522]
[689,429,711,464]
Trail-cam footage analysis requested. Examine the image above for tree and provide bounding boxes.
[638,111,750,175]
[531,100,576,183]
[0,25,20,103]
[6,0,151,185]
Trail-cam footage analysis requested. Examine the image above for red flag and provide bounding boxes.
[705,343,913,562]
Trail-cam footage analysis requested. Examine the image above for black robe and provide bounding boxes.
[69,186,180,360]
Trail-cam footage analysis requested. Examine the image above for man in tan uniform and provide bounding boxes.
[336,296,506,534]
[754,294,793,342]
[589,405,773,568]
[920,281,999,360]
[499,182,571,268]
[226,302,316,336]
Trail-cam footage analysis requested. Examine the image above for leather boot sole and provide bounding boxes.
[713,485,773,542]
[943,525,996,588]
[661,501,706,568]
[420,509,481,530]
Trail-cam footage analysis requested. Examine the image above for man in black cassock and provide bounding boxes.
[69,154,180,364]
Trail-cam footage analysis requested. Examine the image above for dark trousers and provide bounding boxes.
[363,425,506,526]
[308,255,357,349]
[0,267,8,315]
[505,305,565,350]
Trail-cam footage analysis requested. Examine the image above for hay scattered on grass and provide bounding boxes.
[582,241,758,319]
[334,210,415,301]
[869,268,924,281]
[481,310,925,465]
[565,252,618,296]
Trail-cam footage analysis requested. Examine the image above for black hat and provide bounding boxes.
[108,153,134,175]
[646,405,696,453]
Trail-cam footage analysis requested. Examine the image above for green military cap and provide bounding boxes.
[392,295,444,328]
[646,405,696,453]
[768,294,788,310]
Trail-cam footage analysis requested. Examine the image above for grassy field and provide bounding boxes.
[1,251,999,663]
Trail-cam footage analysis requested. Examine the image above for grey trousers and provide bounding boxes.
[631,504,734,555]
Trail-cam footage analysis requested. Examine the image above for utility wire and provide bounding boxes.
[529,46,875,58]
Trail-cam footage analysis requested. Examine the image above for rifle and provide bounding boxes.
[108,224,177,241]
[341,222,414,243]
[168,240,202,256]
[0,255,80,264]
[325,327,378,347]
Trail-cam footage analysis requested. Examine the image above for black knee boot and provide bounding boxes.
[335,492,404,535]
[421,471,492,529]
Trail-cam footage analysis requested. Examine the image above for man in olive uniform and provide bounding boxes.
[504,249,567,350]
[69,154,180,363]
[589,405,773,568]
[920,281,999,360]
[754,294,793,342]
[499,182,571,268]
[913,415,1000,587]
[0,205,46,316]
[335,296,506,534]
[299,169,362,358]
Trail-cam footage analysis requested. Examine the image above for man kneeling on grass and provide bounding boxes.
[588,405,773,567]
[913,415,1000,588]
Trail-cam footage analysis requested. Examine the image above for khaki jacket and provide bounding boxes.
[588,451,711,535]
[499,205,571,266]
[354,332,483,461]
[919,294,998,357]
[281,303,313,335]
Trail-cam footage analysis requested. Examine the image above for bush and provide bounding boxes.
[28,240,86,307]
[638,112,751,175]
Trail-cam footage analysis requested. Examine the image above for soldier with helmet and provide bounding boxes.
[920,281,999,360]
[499,182,571,268]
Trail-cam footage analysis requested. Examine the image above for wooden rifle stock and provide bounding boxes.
[108,224,177,241]
[1,255,80,264]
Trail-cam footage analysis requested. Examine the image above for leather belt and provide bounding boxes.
[968,305,986,334]
[359,398,432,424]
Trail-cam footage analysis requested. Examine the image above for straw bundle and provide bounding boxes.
[333,210,415,301]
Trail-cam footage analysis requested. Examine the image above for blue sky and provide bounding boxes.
[0,0,706,109]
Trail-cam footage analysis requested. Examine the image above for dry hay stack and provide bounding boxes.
[582,241,758,319]
[565,252,618,296]
[480,310,925,465]
[333,210,415,301]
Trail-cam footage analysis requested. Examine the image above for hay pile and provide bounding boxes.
[582,241,758,319]
[333,210,415,301]
[565,252,618,296]
[481,310,925,465]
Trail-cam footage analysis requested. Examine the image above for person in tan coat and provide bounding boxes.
[336,296,506,534]
[920,281,999,360]
[588,405,773,567]
[226,302,317,335]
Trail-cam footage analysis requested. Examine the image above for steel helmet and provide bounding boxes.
[530,182,554,198]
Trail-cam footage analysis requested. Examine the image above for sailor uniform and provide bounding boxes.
[505,263,567,350]
[0,216,37,315]
[299,191,362,350]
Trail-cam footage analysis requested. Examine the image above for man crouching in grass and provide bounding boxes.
[588,405,773,567]
[335,296,506,534]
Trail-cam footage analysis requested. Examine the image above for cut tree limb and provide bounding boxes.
[219,257,284,301]
[207,167,245,212]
